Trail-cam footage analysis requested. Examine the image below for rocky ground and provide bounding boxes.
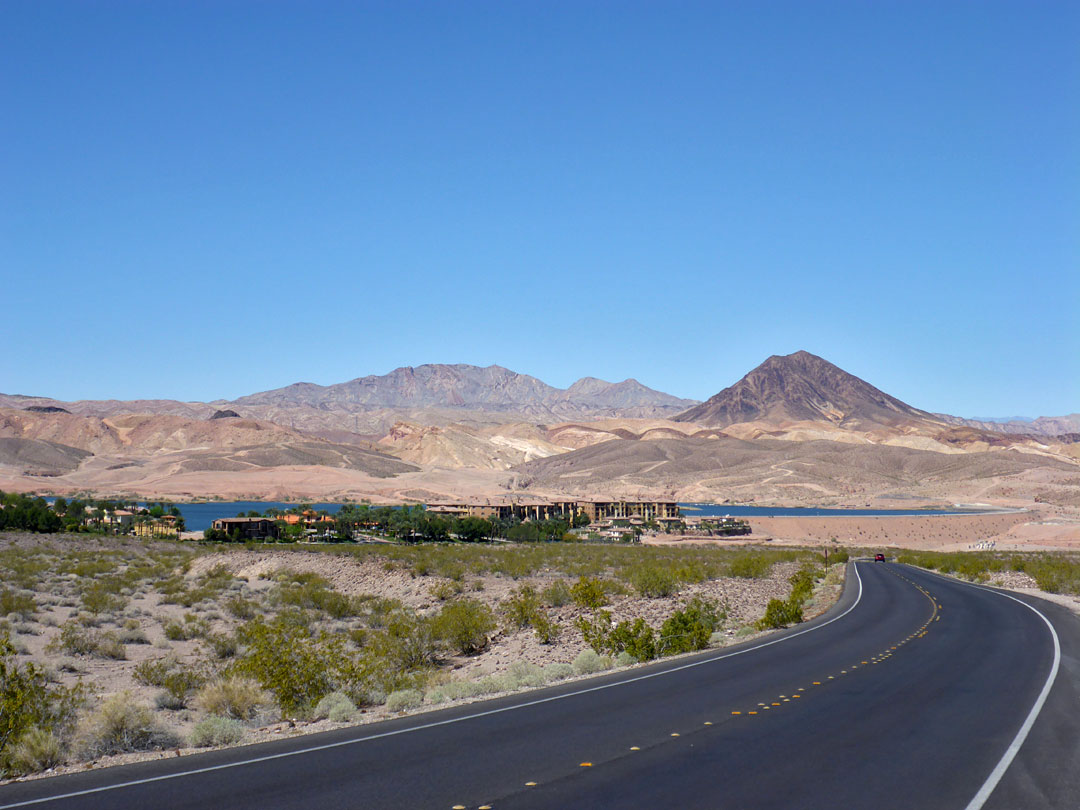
[1,534,827,783]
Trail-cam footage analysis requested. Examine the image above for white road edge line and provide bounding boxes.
[905,565,1061,810]
[0,565,865,809]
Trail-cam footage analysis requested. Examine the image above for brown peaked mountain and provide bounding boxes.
[673,351,932,429]
[230,364,699,422]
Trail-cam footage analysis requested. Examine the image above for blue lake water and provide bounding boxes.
[169,501,996,532]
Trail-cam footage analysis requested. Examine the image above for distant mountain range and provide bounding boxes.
[0,353,1076,506]
[230,364,699,422]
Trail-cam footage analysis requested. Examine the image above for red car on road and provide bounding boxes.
[874,553,886,562]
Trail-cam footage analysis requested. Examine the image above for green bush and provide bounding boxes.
[576,611,657,661]
[224,597,258,620]
[204,632,238,659]
[532,612,560,645]
[626,565,678,598]
[788,565,820,604]
[189,716,245,748]
[0,589,36,619]
[1,636,86,775]
[828,549,850,565]
[727,553,773,579]
[231,620,337,716]
[570,576,611,609]
[541,580,572,607]
[431,599,495,655]
[80,586,126,617]
[502,585,542,630]
[758,598,803,629]
[364,611,439,673]
[659,596,724,655]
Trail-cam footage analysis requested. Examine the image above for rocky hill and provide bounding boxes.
[231,364,698,422]
[937,412,1080,437]
[674,351,933,429]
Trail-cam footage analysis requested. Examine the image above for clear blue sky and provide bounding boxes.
[2,1,1077,417]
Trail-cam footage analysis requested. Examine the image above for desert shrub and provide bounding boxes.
[570,576,611,609]
[189,716,245,748]
[428,581,464,601]
[313,691,356,723]
[118,626,150,645]
[204,632,239,659]
[758,598,803,629]
[273,577,361,619]
[727,553,773,579]
[828,549,850,565]
[230,617,354,716]
[431,599,495,655]
[1,636,86,775]
[541,580,572,607]
[543,662,574,681]
[625,565,678,598]
[572,649,613,676]
[364,611,440,673]
[154,691,186,711]
[577,611,658,661]
[532,612,560,645]
[615,651,639,667]
[49,621,125,659]
[80,586,126,617]
[94,632,127,660]
[194,677,270,720]
[133,655,207,707]
[385,689,423,713]
[502,585,542,630]
[0,589,36,620]
[659,596,724,655]
[507,661,546,689]
[788,566,820,604]
[75,694,180,759]
[50,621,97,656]
[5,727,63,775]
[163,613,211,642]
[224,597,258,620]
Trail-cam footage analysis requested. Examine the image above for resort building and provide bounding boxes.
[211,517,279,540]
[425,500,681,523]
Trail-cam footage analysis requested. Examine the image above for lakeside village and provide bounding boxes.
[0,491,185,537]
[208,500,752,543]
[0,491,752,543]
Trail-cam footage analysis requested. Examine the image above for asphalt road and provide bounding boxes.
[2,560,1077,810]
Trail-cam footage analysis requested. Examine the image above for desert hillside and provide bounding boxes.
[0,352,1075,508]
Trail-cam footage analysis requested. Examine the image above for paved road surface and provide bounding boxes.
[2,561,1078,809]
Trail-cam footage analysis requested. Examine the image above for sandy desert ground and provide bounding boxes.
[646,507,1080,553]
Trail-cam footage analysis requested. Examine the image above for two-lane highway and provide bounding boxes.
[2,560,1076,809]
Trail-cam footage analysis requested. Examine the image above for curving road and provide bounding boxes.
[3,561,1079,809]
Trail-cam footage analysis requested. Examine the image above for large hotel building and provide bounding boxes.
[425,500,681,522]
